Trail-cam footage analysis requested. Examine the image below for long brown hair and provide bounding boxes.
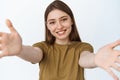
[45,0,82,44]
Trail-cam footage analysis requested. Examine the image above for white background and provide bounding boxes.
[0,0,120,80]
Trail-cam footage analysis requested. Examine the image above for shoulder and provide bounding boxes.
[33,41,46,46]
[72,41,94,52]
[72,41,92,47]
[32,41,49,51]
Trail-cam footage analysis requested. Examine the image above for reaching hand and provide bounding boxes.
[0,19,22,58]
[95,40,120,80]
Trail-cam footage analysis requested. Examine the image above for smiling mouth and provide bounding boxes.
[56,29,67,35]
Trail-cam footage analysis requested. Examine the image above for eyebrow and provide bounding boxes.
[47,16,68,22]
[60,16,68,19]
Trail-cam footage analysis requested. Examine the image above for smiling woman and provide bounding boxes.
[0,0,120,80]
[46,9,73,44]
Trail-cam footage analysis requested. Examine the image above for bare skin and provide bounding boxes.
[0,19,22,57]
[79,40,120,80]
[0,19,43,63]
[0,19,120,80]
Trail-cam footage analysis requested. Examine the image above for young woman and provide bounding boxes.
[0,0,120,80]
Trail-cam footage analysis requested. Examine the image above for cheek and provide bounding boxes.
[67,24,72,33]
[47,26,55,32]
[65,23,72,29]
[47,25,50,31]
[68,26,72,33]
[47,26,56,35]
[64,21,73,28]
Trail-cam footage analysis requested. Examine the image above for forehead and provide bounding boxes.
[47,9,70,21]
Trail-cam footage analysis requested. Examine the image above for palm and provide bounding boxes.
[0,19,22,57]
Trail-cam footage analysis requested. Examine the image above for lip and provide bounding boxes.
[56,29,67,36]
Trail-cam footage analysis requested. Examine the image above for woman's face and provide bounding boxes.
[46,9,73,43]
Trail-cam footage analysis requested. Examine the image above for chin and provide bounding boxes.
[56,36,69,41]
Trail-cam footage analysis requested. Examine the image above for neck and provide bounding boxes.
[55,39,71,45]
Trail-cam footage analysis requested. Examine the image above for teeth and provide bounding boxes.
[58,31,64,34]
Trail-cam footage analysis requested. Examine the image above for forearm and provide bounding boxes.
[79,51,97,68]
[17,45,43,64]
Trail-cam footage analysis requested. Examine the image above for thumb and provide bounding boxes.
[5,19,17,33]
[109,39,120,49]
[0,52,5,58]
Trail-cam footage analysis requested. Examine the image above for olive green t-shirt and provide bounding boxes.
[33,41,93,80]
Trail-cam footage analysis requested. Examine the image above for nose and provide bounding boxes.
[56,21,63,29]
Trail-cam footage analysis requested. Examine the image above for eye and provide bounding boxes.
[49,21,55,24]
[62,18,68,22]
[47,21,56,25]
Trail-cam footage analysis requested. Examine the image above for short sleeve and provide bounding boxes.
[32,41,48,54]
[79,42,94,53]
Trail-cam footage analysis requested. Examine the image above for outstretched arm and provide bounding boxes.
[79,40,120,80]
[0,19,43,63]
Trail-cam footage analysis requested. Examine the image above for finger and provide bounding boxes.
[116,58,120,64]
[0,37,2,44]
[0,40,2,44]
[5,19,17,33]
[0,42,3,50]
[108,39,120,49]
[105,67,119,80]
[112,64,120,71]
[0,32,3,36]
[113,50,120,56]
[0,44,2,50]
[0,51,3,58]
[0,52,5,58]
